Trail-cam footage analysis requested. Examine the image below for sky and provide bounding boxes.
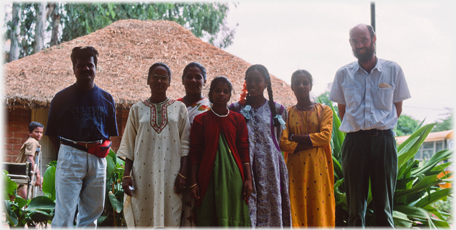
[222,0,455,124]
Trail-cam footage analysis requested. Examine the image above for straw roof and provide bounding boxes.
[4,19,296,109]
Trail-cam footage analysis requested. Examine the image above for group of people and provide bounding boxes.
[41,23,410,228]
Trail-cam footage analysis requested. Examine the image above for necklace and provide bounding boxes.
[211,108,230,117]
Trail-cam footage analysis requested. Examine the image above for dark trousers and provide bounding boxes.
[341,130,397,227]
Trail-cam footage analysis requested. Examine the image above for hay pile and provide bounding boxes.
[4,19,296,109]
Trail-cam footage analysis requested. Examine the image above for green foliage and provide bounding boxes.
[3,170,17,199]
[42,161,57,201]
[329,105,453,228]
[432,112,453,132]
[62,3,235,48]
[3,3,38,58]
[397,123,435,169]
[316,91,339,117]
[3,151,127,227]
[4,2,235,59]
[98,149,126,227]
[394,115,420,136]
[431,196,453,223]
[2,175,55,227]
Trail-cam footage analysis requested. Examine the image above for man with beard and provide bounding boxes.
[46,46,118,227]
[329,24,411,227]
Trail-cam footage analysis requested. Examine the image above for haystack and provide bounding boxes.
[4,19,296,109]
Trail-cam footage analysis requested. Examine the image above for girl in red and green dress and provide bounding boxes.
[189,76,253,227]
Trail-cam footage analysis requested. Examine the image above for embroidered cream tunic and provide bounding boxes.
[117,99,191,227]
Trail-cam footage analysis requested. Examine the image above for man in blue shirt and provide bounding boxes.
[46,46,118,227]
[329,24,411,227]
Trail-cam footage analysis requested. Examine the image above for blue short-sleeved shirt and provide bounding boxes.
[329,58,411,133]
[45,84,118,141]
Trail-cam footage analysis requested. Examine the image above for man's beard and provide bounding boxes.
[353,42,375,62]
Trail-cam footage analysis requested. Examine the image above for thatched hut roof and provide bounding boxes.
[4,19,296,109]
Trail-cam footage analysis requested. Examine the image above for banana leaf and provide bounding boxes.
[411,188,452,208]
[106,152,116,181]
[42,164,56,201]
[98,215,108,224]
[29,209,53,223]
[412,149,453,176]
[108,149,118,167]
[47,160,57,168]
[108,191,123,213]
[3,170,17,199]
[395,174,442,198]
[397,124,435,168]
[14,196,29,209]
[25,196,55,212]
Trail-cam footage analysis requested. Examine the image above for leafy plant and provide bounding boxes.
[329,101,453,228]
[3,170,55,227]
[4,153,127,227]
[98,149,126,227]
[42,161,57,201]
[3,169,17,200]
[30,151,127,226]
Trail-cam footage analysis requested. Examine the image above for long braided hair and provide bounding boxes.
[240,64,280,127]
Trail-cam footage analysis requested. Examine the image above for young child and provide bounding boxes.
[16,121,44,199]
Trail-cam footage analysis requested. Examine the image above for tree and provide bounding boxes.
[432,111,453,132]
[34,2,47,53]
[394,114,420,136]
[49,3,60,47]
[3,3,236,61]
[9,3,21,62]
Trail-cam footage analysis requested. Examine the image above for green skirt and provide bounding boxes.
[196,134,251,227]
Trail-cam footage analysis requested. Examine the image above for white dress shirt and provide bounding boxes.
[329,58,411,133]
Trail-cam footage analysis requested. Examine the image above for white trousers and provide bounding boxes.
[52,144,107,228]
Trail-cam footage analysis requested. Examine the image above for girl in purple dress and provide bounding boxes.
[229,64,291,227]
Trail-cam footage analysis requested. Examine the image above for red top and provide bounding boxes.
[189,110,250,206]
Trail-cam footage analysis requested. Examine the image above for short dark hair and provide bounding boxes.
[147,62,172,84]
[291,69,313,87]
[28,121,44,133]
[208,76,232,103]
[182,62,207,81]
[71,46,99,68]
